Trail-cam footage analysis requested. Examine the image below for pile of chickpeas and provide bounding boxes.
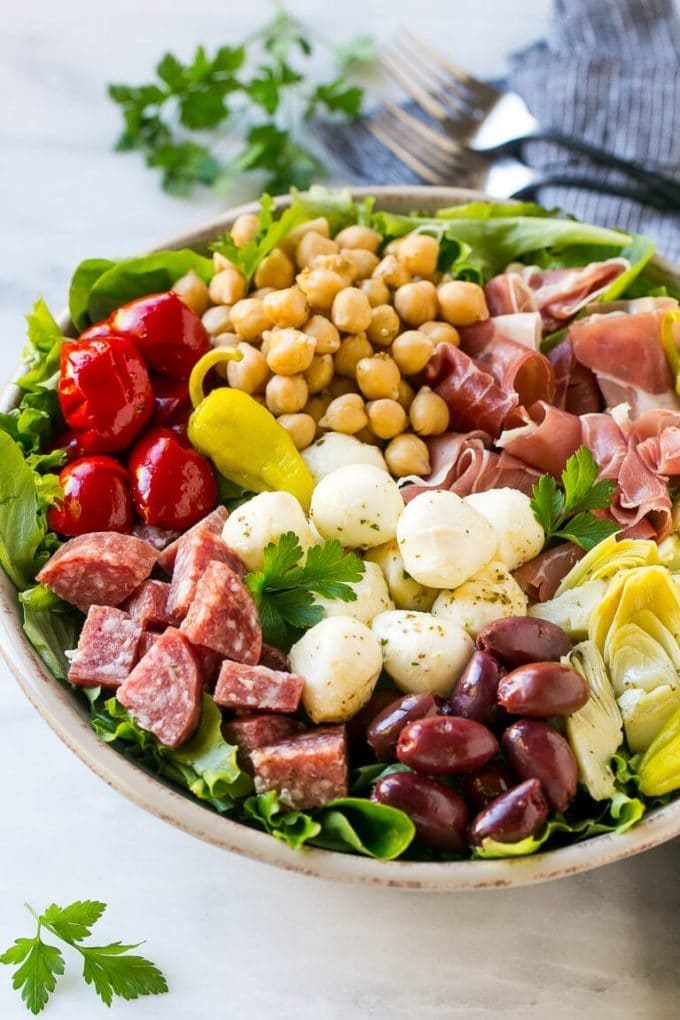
[172,212,491,479]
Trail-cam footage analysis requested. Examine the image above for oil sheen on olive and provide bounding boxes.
[397,716,499,775]
[476,616,572,667]
[497,662,589,717]
[467,779,549,845]
[502,719,578,812]
[372,772,469,852]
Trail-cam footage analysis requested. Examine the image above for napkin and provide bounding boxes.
[318,0,680,260]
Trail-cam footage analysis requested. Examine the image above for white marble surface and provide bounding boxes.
[1,2,679,1017]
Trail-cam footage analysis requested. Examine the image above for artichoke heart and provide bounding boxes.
[556,535,660,597]
[529,580,608,640]
[566,641,623,801]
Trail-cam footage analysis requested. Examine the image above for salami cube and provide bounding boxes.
[214,660,303,713]
[117,627,201,748]
[180,561,262,665]
[37,532,158,613]
[250,727,348,809]
[138,630,163,659]
[158,506,228,574]
[222,714,304,770]
[133,523,182,551]
[187,640,224,689]
[68,606,142,688]
[122,580,179,629]
[259,642,290,672]
[167,530,245,619]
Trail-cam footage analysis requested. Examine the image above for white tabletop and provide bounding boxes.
[1,2,679,1017]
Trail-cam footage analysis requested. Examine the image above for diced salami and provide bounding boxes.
[214,660,303,713]
[117,627,201,748]
[250,727,348,809]
[157,506,229,574]
[222,714,304,770]
[122,580,180,629]
[187,640,223,689]
[180,561,262,664]
[167,530,245,619]
[132,523,182,551]
[37,532,158,613]
[138,630,163,658]
[67,606,143,688]
[259,643,290,672]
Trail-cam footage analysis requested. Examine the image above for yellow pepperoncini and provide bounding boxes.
[660,310,680,396]
[187,349,315,510]
[638,706,680,797]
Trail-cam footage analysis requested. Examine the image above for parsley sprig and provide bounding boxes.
[108,9,373,195]
[246,532,365,649]
[1,900,167,1015]
[530,446,620,551]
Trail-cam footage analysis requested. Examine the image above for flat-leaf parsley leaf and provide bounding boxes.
[530,446,620,551]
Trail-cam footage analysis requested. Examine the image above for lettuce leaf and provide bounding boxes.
[19,585,80,681]
[242,790,322,850]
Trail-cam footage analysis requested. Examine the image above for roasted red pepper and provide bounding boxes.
[58,336,153,454]
[109,292,211,379]
[128,427,217,529]
[150,375,192,431]
[48,456,133,536]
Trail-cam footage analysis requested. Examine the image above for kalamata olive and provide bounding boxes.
[497,661,589,717]
[347,689,402,749]
[502,719,578,812]
[477,617,572,667]
[372,772,469,852]
[462,762,515,812]
[447,650,504,726]
[467,779,549,845]
[397,716,499,775]
[366,692,438,761]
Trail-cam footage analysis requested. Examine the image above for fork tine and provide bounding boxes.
[399,28,501,106]
[384,103,484,166]
[367,121,449,185]
[381,43,479,124]
[370,108,482,182]
[379,51,451,124]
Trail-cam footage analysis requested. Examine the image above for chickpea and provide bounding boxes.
[384,238,403,256]
[397,378,416,412]
[373,254,411,288]
[260,331,273,358]
[409,387,450,436]
[225,342,269,394]
[266,328,316,375]
[354,427,383,447]
[437,280,489,326]
[172,270,210,316]
[277,413,317,450]
[420,320,461,347]
[367,304,400,348]
[384,433,431,477]
[391,330,435,375]
[263,286,308,328]
[360,277,390,307]
[334,333,374,378]
[254,248,295,290]
[398,233,440,277]
[311,254,357,284]
[366,399,408,440]
[209,267,246,306]
[296,231,338,270]
[202,304,232,336]
[297,267,347,312]
[213,251,236,272]
[265,374,309,415]
[331,287,373,333]
[334,225,381,253]
[356,354,401,401]
[304,315,340,354]
[212,332,239,375]
[229,298,270,342]
[253,286,275,299]
[230,212,260,248]
[340,248,380,280]
[319,393,368,435]
[328,377,357,400]
[305,393,333,423]
[282,217,330,256]
[304,354,334,394]
[394,281,438,326]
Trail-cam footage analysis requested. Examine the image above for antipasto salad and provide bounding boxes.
[2,188,680,862]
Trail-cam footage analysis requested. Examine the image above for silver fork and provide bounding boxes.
[368,104,677,209]
[380,29,680,210]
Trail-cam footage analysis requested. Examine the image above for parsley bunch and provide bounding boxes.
[1,900,167,1015]
[530,446,620,551]
[246,531,365,648]
[108,9,373,195]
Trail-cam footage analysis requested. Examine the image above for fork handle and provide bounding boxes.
[503,131,680,210]
[511,172,680,213]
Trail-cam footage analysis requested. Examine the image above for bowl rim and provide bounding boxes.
[1,184,678,891]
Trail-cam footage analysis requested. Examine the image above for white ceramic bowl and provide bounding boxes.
[1,186,678,890]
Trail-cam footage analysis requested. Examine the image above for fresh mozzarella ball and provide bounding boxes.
[396,490,497,589]
[365,539,437,611]
[464,489,545,570]
[302,432,388,483]
[372,610,473,696]
[314,561,394,625]
[289,616,383,723]
[222,491,312,572]
[431,560,528,637]
[311,464,404,549]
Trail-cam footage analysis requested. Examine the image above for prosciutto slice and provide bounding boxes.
[548,337,601,415]
[424,344,518,438]
[497,402,583,477]
[484,273,537,316]
[458,326,556,409]
[569,309,680,415]
[513,544,584,603]
[518,259,628,331]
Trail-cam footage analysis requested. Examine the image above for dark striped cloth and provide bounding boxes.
[318,0,680,260]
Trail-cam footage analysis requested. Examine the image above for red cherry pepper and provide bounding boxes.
[150,375,192,430]
[109,292,211,379]
[58,336,154,454]
[48,456,134,536]
[46,430,86,464]
[128,427,218,529]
